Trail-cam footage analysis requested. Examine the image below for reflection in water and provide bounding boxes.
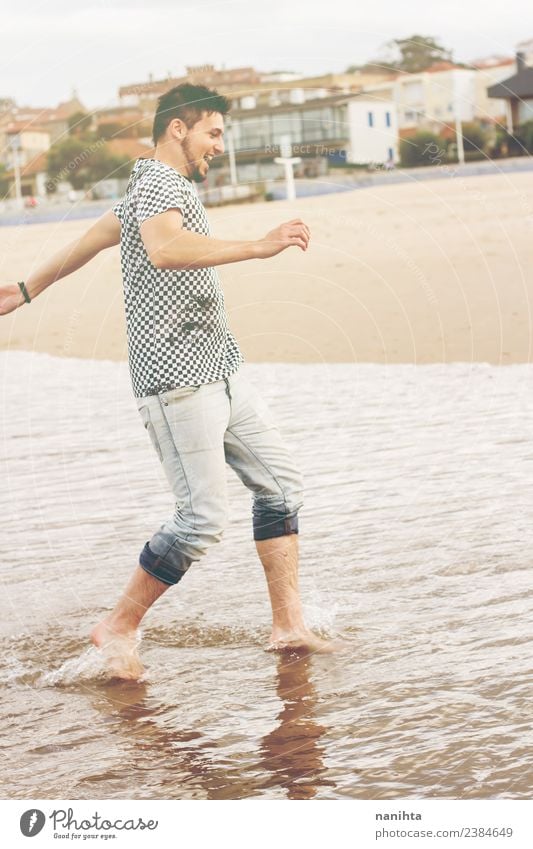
[86,657,336,800]
[260,655,331,799]
[87,681,255,799]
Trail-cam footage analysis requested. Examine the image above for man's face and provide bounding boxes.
[182,111,225,183]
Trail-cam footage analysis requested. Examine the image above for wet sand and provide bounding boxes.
[0,170,532,364]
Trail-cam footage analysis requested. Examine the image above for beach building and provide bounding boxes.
[470,56,516,125]
[223,92,398,184]
[118,66,262,113]
[116,65,398,185]
[1,122,50,169]
[0,96,87,199]
[366,61,514,134]
[93,105,152,142]
[487,44,533,132]
[0,96,85,164]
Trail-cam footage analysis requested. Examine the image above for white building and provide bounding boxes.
[226,91,398,183]
[345,98,396,164]
[361,60,515,133]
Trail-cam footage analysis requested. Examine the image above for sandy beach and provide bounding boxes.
[1,170,532,364]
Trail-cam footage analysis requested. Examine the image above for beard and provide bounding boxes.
[182,136,207,183]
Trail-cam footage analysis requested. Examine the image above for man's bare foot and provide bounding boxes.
[90,618,144,680]
[266,629,345,655]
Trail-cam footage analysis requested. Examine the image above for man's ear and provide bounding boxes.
[168,117,186,140]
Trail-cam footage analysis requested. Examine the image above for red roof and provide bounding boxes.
[470,56,515,70]
[425,61,462,73]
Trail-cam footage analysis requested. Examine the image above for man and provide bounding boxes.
[0,84,335,679]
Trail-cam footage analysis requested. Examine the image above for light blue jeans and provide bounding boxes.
[136,369,304,585]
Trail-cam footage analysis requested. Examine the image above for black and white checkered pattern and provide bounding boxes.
[113,158,243,398]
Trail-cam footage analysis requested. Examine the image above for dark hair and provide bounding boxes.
[152,83,231,144]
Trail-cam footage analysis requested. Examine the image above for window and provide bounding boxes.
[385,111,391,127]
[234,115,272,151]
[271,112,302,143]
[368,111,374,128]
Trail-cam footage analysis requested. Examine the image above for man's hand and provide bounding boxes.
[256,219,311,258]
[0,284,24,316]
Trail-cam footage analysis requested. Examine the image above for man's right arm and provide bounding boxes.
[140,209,310,270]
[0,209,120,315]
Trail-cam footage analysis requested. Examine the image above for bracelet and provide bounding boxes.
[18,281,31,304]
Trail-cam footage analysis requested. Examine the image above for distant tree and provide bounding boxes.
[47,137,90,190]
[349,35,454,75]
[0,97,16,114]
[0,163,10,197]
[391,35,453,72]
[84,147,132,182]
[517,120,533,153]
[399,130,442,167]
[67,111,93,136]
[460,122,489,154]
[46,136,131,191]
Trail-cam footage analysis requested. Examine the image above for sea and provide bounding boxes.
[1,352,532,799]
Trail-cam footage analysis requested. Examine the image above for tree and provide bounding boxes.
[391,35,453,72]
[0,163,10,197]
[67,111,93,136]
[349,35,454,75]
[399,131,442,167]
[46,136,131,191]
[460,122,488,155]
[517,120,533,153]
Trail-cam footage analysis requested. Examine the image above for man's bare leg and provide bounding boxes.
[90,565,170,679]
[255,535,340,654]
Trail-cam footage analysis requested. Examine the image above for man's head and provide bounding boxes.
[152,83,230,182]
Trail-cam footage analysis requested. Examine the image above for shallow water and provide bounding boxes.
[1,352,532,799]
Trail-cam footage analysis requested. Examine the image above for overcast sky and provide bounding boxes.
[1,0,530,110]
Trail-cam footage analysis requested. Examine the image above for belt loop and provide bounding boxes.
[224,377,232,402]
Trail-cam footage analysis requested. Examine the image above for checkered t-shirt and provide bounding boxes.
[112,158,243,398]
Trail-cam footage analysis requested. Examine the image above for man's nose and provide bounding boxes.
[213,138,225,154]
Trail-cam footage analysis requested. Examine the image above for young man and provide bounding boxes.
[0,84,335,679]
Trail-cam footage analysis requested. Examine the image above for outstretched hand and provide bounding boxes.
[256,219,311,258]
[0,284,25,316]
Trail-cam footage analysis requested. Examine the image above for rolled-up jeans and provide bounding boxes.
[135,368,304,586]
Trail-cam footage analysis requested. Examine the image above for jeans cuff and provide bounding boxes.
[253,513,299,541]
[139,541,188,586]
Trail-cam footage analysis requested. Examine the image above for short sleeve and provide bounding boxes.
[135,173,186,226]
[112,199,124,223]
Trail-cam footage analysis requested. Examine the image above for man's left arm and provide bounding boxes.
[0,209,121,315]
